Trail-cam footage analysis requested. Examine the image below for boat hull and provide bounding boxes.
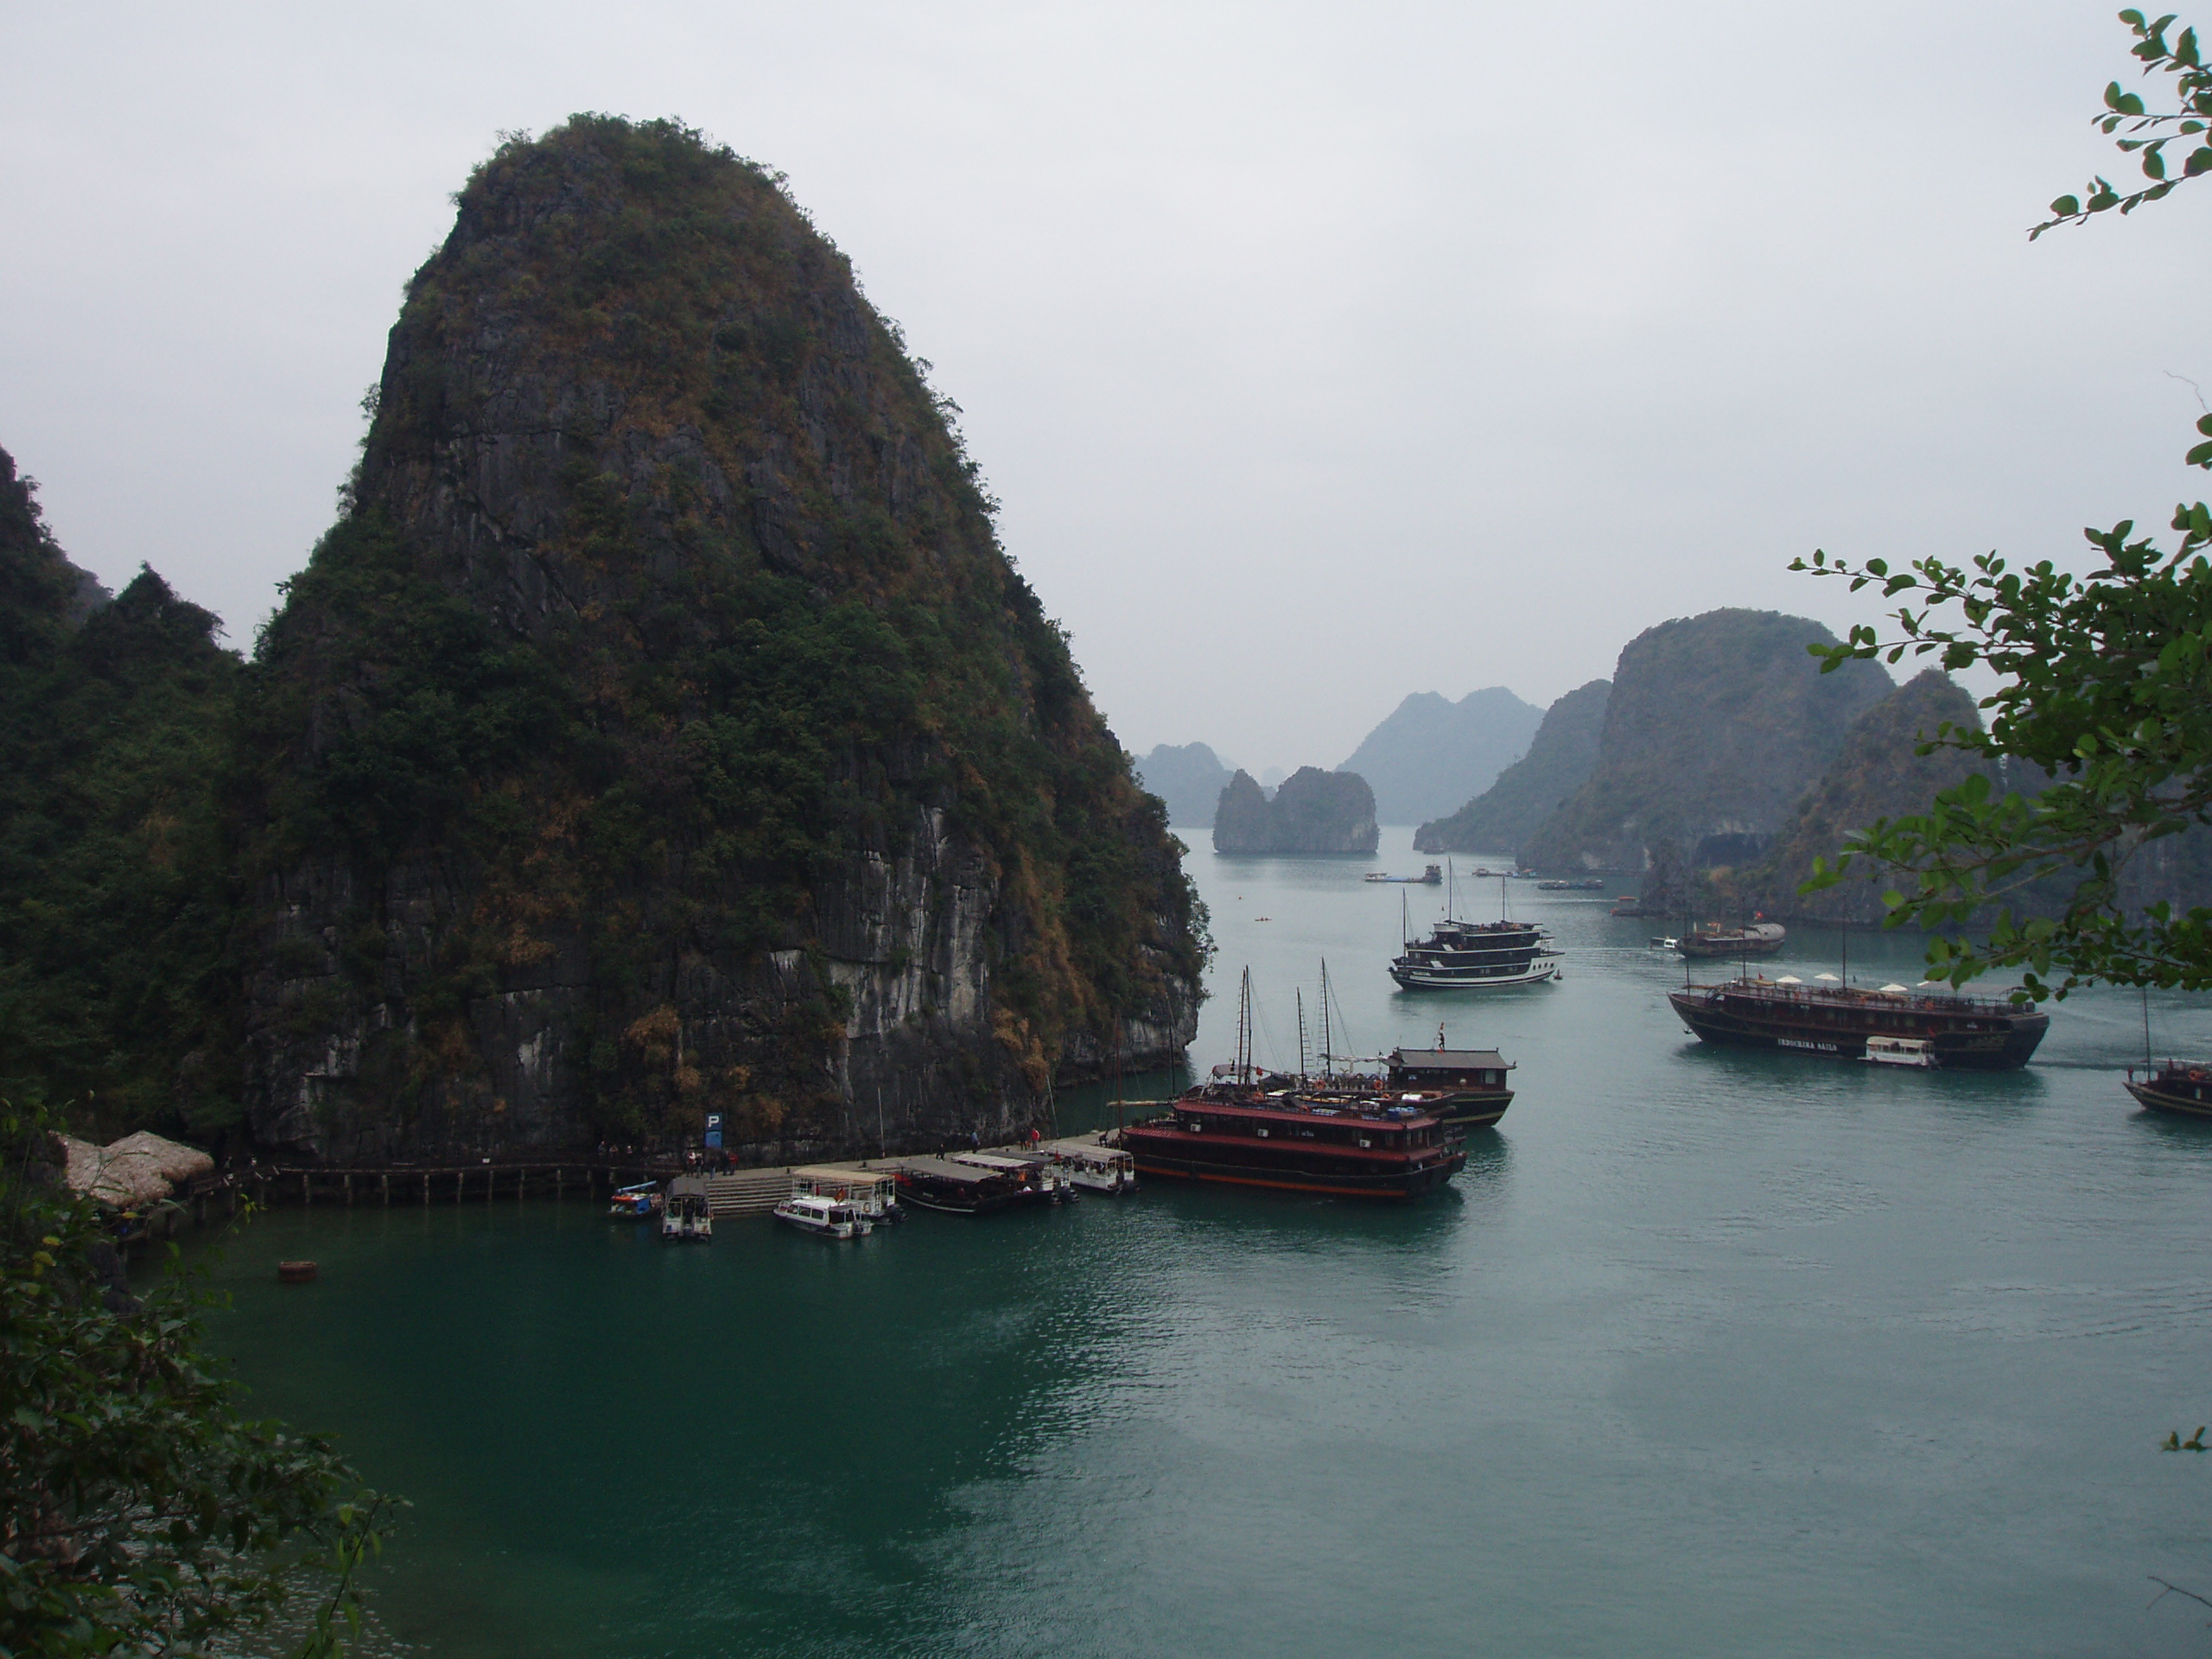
[1389,958,1560,990]
[2126,1077,2212,1119]
[1122,1130,1465,1199]
[1669,989,2047,1070]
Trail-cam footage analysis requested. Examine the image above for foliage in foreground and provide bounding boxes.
[0,1105,394,1656]
[1793,10,2212,1001]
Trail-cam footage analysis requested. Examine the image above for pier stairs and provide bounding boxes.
[702,1169,791,1217]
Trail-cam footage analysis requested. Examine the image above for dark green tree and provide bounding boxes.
[1795,11,2212,1000]
[0,1106,394,1656]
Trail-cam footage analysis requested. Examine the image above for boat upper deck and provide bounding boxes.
[1681,976,2043,1021]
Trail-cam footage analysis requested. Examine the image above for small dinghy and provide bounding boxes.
[607,1180,661,1219]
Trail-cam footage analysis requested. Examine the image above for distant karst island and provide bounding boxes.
[1213,767,1379,854]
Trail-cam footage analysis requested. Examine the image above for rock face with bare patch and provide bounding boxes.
[236,118,1203,1162]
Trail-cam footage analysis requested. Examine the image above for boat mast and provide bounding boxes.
[1237,966,1253,1084]
[1841,915,1849,988]
[1296,988,1308,1084]
[1320,958,1334,1083]
[1402,888,1410,947]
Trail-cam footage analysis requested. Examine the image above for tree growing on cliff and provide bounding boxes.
[1796,10,2212,999]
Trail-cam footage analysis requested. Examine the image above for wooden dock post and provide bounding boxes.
[455,1171,464,1205]
[344,1173,353,1207]
[380,1173,389,1205]
[422,1173,429,1206]
[555,1167,564,1199]
[301,1172,310,1207]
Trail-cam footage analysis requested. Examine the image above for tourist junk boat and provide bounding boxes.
[1667,975,2050,1070]
[1120,1089,1465,1198]
[1675,920,1787,959]
[659,1174,713,1241]
[772,1192,870,1239]
[2123,1060,2212,1119]
[892,1156,1048,1216]
[1119,969,1467,1198]
[1363,865,1444,885]
[1389,869,1561,990]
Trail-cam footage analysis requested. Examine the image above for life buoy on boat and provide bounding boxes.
[2190,1070,2205,1083]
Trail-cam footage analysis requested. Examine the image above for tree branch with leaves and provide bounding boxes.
[1795,10,2212,1001]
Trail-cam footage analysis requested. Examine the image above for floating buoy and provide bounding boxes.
[277,1261,318,1283]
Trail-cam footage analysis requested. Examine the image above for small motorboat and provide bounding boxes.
[773,1194,868,1239]
[659,1174,713,1242]
[1055,1143,1138,1195]
[607,1180,661,1219]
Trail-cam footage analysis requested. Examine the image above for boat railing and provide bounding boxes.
[1690,980,2032,1017]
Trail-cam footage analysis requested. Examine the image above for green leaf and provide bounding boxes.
[2050,194,2082,216]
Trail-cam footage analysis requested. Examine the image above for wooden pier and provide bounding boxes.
[245,1162,658,1209]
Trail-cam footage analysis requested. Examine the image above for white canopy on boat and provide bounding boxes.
[1878,983,1910,994]
[1775,975,1803,985]
[1814,973,1841,982]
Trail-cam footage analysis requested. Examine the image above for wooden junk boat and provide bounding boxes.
[2124,1061,2212,1120]
[1668,976,2049,1070]
[1675,921,1787,959]
[1120,1087,1465,1199]
[893,1157,1051,1216]
[1120,969,1467,1198]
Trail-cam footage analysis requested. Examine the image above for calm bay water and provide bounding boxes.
[207,829,2212,1656]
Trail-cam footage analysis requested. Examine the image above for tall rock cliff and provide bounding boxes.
[1212,767,1379,853]
[1338,688,1543,823]
[1519,610,1892,872]
[0,445,241,1140]
[1133,741,1233,827]
[234,118,1205,1162]
[1414,679,1610,858]
[1730,671,1991,923]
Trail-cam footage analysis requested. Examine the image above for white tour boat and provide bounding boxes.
[1057,1144,1138,1194]
[773,1193,870,1239]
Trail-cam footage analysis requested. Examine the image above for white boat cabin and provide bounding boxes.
[790,1166,900,1221]
[773,1193,867,1239]
[1056,1145,1137,1194]
[1864,1035,1936,1067]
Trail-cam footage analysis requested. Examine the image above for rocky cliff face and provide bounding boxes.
[1338,688,1543,823]
[1212,767,1378,853]
[1519,610,1892,873]
[1134,741,1233,826]
[1414,679,1609,858]
[0,445,240,1139]
[234,118,1204,1162]
[1730,671,1990,923]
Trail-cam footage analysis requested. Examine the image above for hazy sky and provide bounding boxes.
[6,1,2209,773]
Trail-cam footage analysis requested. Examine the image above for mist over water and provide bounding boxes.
[207,830,2212,1656]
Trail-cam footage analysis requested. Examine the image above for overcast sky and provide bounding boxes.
[5,1,2209,774]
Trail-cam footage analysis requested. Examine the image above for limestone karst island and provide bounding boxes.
[14,33,2212,1654]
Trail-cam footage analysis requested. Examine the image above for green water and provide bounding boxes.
[206,831,2212,1656]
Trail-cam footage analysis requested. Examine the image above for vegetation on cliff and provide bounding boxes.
[233,117,1203,1157]
[1728,671,1993,924]
[1212,767,1379,854]
[1414,679,1609,859]
[1519,611,1891,873]
[0,449,243,1142]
